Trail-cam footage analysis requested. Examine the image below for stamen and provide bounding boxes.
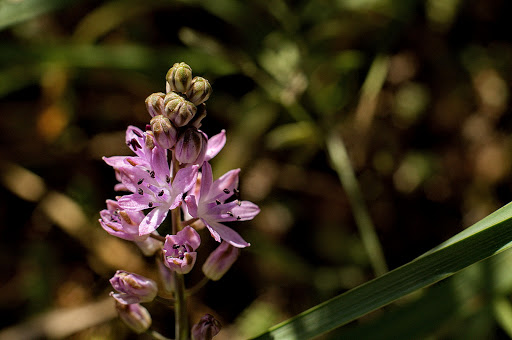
[119,211,133,224]
[137,178,144,185]
[148,202,153,208]
[150,170,155,178]
[133,130,143,137]
[130,138,142,150]
[158,190,164,196]
[138,188,143,195]
[223,188,230,194]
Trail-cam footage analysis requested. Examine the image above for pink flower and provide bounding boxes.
[162,226,201,274]
[103,126,199,236]
[185,162,260,248]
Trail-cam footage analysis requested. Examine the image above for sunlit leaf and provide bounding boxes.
[253,202,512,339]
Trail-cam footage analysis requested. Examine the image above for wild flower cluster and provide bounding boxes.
[99,62,260,339]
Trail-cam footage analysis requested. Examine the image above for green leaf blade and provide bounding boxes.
[253,202,512,340]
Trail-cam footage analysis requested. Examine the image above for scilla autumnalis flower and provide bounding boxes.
[100,62,260,339]
[185,162,260,248]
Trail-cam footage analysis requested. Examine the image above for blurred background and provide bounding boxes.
[1,0,512,339]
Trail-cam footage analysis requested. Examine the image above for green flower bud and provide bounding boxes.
[150,115,177,149]
[166,62,193,93]
[164,92,197,127]
[145,92,165,117]
[187,76,212,106]
[189,103,207,129]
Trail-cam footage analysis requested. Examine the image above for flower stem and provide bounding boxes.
[170,183,188,339]
[173,272,188,340]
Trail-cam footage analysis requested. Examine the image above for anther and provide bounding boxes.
[138,188,143,195]
[130,138,142,150]
[166,175,171,183]
[158,190,164,196]
[233,188,240,197]
[215,199,221,205]
[236,200,242,206]
[148,202,153,208]
[227,211,234,217]
[237,216,241,220]
[150,170,155,178]
[223,188,230,194]
[133,130,143,138]
[137,178,144,185]
[172,244,181,249]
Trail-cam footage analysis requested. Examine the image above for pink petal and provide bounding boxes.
[206,220,250,248]
[172,165,199,196]
[210,168,240,202]
[184,195,199,217]
[150,145,169,180]
[118,194,154,211]
[199,162,213,200]
[139,206,169,235]
[204,130,226,161]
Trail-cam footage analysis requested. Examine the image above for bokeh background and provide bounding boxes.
[1,0,512,339]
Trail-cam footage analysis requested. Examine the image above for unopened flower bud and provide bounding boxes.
[145,92,165,117]
[135,232,163,256]
[175,127,207,165]
[115,302,152,334]
[191,314,221,340]
[189,103,207,129]
[110,270,158,304]
[166,62,193,93]
[144,132,156,150]
[150,115,177,149]
[202,241,239,281]
[164,92,197,127]
[187,76,212,106]
[157,255,175,296]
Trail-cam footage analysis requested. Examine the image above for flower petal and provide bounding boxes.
[139,206,169,235]
[210,168,240,202]
[150,144,169,181]
[184,195,199,218]
[199,162,213,201]
[205,220,250,248]
[229,201,261,221]
[169,165,199,208]
[118,194,154,211]
[204,130,226,161]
